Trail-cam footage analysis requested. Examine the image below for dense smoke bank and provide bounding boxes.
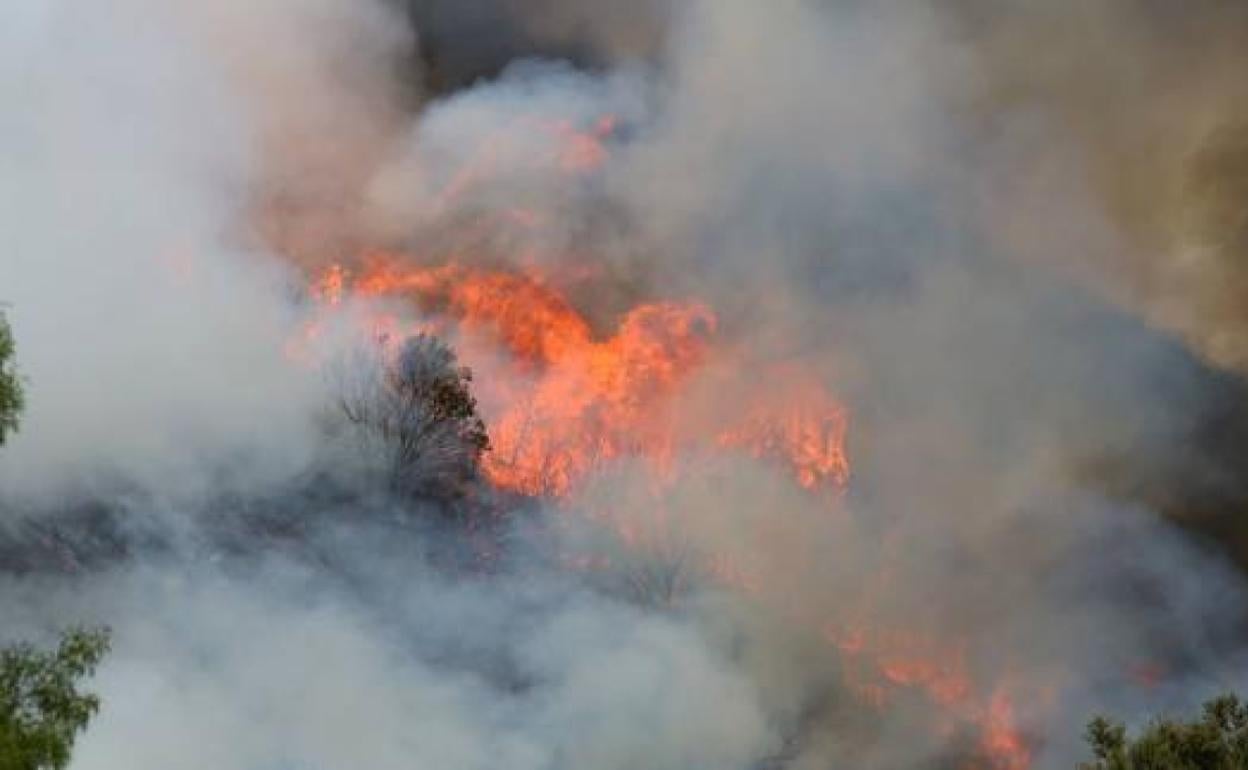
[4,1,1248,769]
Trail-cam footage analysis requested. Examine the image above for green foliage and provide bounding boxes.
[0,628,111,770]
[1080,694,1248,770]
[0,312,22,446]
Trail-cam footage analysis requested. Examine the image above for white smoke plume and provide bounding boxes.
[0,0,406,502]
[4,1,1248,769]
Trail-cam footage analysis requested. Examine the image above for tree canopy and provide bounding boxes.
[0,312,22,445]
[1080,694,1248,770]
[337,333,490,499]
[0,628,111,770]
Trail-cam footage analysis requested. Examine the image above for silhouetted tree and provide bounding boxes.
[1080,694,1248,770]
[0,312,22,445]
[337,334,489,499]
[0,628,111,770]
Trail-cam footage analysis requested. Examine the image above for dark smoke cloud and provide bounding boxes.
[401,0,671,92]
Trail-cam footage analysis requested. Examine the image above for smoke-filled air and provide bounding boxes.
[4,1,1248,768]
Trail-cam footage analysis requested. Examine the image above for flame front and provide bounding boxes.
[323,256,847,498]
[292,110,1030,770]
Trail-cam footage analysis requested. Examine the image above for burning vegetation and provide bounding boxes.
[7,2,1248,770]
[311,257,849,499]
[281,104,1044,769]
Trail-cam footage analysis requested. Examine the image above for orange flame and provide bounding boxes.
[289,108,1034,770]
[301,259,1028,770]
[717,370,850,490]
[322,256,846,499]
[826,623,1031,769]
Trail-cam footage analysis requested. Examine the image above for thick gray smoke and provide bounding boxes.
[4,1,1248,769]
[0,0,411,502]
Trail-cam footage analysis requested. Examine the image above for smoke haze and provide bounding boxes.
[4,1,1248,769]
